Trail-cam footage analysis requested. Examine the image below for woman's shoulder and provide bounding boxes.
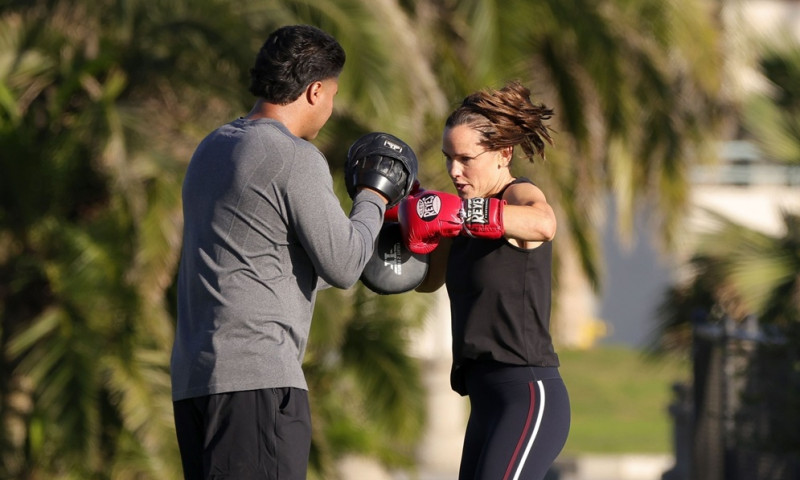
[501,177,546,201]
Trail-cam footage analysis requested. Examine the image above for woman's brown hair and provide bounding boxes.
[445,81,554,162]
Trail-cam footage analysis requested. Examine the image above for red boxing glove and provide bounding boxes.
[384,204,400,223]
[398,191,463,254]
[461,196,505,239]
[398,191,506,254]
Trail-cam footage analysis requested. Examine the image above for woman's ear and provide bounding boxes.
[501,146,514,167]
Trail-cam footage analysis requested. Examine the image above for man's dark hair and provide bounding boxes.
[248,25,346,104]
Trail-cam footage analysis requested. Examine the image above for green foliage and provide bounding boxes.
[744,42,800,164]
[0,0,254,477]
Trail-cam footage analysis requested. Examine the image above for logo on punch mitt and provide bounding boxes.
[382,241,403,275]
[383,139,404,154]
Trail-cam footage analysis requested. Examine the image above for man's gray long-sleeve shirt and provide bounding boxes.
[171,118,384,401]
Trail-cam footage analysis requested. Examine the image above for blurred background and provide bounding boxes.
[1,0,799,479]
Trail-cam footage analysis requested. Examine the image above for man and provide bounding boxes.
[170,25,415,479]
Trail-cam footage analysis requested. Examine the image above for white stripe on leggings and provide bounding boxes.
[512,380,546,480]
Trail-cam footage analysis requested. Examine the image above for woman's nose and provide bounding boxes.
[447,160,461,178]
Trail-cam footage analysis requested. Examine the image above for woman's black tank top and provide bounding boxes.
[446,179,559,370]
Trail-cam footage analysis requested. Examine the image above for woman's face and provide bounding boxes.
[442,124,512,199]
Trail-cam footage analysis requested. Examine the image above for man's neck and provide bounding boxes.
[245,99,307,138]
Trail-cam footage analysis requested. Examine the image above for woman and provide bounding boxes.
[399,81,570,480]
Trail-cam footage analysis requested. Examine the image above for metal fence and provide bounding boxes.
[663,315,800,480]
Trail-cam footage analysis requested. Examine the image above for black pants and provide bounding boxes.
[173,388,311,480]
[459,364,570,480]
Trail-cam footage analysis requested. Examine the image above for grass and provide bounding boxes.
[557,345,690,455]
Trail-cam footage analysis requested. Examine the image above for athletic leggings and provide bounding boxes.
[459,363,570,480]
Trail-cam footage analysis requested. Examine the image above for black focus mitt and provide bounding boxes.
[345,132,418,208]
[361,222,429,294]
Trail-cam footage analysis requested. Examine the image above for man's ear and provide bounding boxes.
[306,81,323,105]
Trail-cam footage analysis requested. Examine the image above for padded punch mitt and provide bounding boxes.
[345,132,418,208]
[361,222,429,294]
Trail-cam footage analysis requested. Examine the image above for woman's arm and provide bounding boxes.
[501,182,557,249]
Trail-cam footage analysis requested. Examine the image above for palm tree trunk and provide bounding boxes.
[1,371,34,480]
